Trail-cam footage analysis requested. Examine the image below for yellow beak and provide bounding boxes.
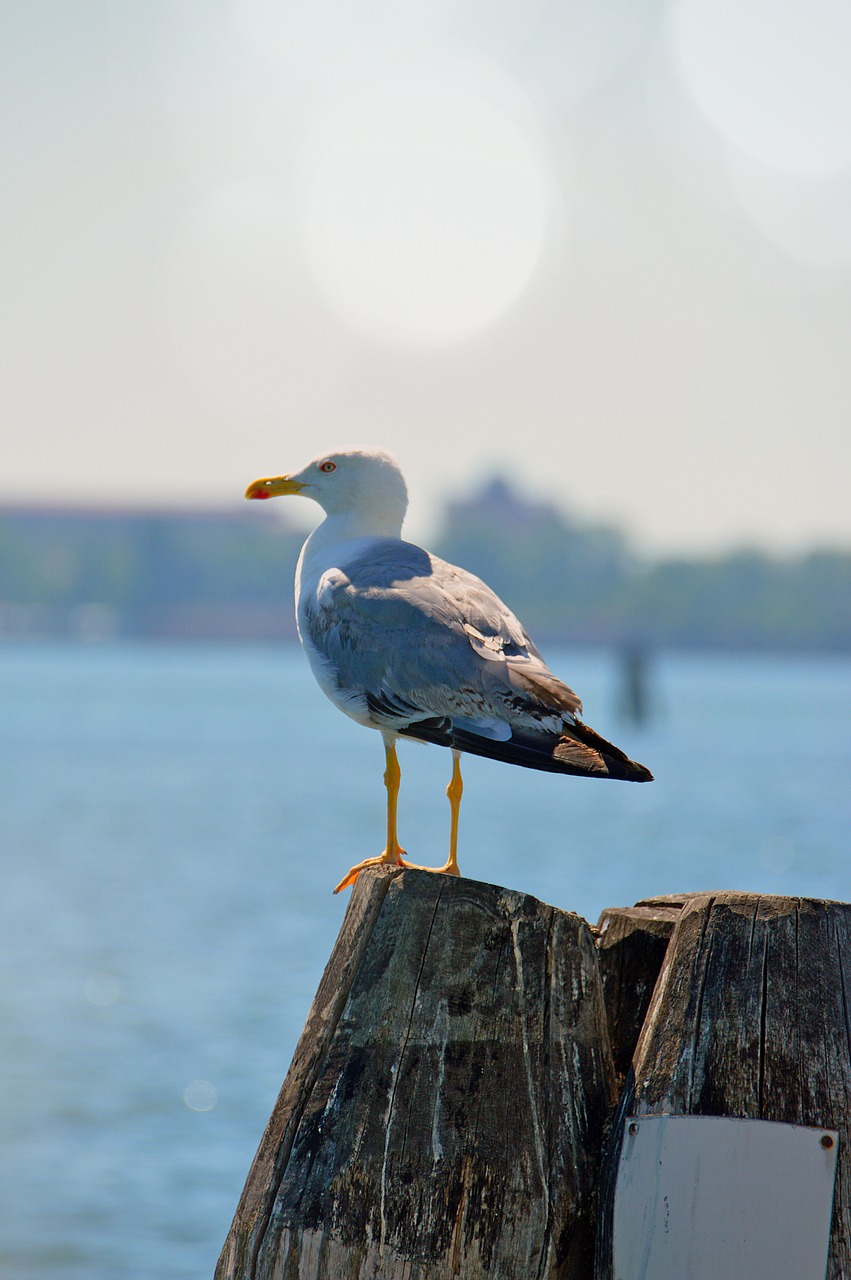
[244,474,306,501]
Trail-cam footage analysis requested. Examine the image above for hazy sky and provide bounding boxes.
[3,0,851,553]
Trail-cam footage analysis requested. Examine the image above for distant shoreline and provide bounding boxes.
[2,485,849,653]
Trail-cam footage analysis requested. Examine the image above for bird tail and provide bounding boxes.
[400,716,653,782]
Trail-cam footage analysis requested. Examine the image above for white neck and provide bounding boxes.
[312,503,405,546]
[296,507,406,601]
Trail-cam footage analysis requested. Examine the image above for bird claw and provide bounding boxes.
[333,853,461,893]
[398,857,461,878]
[332,850,408,894]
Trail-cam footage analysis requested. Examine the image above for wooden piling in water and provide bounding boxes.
[218,882,851,1279]
[216,867,616,1280]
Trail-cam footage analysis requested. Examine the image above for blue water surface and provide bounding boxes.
[0,642,849,1278]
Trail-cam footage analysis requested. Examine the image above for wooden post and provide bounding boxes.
[217,867,617,1280]
[594,895,685,1086]
[596,892,851,1279]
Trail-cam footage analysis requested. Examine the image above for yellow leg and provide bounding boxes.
[333,739,407,893]
[392,750,462,879]
[443,750,463,877]
[383,739,403,860]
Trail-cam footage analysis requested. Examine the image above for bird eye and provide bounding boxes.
[319,460,337,473]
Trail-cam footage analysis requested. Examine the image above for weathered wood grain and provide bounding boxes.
[597,892,851,1280]
[217,867,617,1280]
[216,866,403,1280]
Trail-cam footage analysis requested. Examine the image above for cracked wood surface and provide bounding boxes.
[594,900,684,1087]
[597,892,851,1280]
[216,867,616,1280]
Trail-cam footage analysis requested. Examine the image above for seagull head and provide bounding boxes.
[245,447,409,533]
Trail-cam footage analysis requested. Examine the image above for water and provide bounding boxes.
[0,642,849,1278]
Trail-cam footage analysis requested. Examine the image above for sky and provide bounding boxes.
[2,0,850,554]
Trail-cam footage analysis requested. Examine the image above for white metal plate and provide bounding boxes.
[613,1114,838,1280]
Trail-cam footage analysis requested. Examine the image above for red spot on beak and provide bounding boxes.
[249,490,270,499]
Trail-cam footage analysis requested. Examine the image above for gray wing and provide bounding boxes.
[301,538,582,733]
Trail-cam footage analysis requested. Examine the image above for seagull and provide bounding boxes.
[246,448,652,893]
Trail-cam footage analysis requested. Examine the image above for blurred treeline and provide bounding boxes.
[1,480,849,650]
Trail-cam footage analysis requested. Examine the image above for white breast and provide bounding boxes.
[294,531,377,729]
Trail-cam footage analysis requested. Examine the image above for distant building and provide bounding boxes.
[435,476,635,642]
[0,504,302,641]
